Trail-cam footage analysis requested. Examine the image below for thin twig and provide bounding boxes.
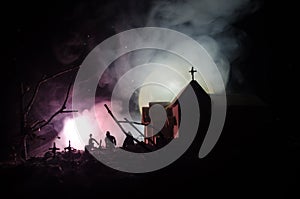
[24,50,86,118]
[30,119,46,129]
[32,79,77,132]
[24,66,80,117]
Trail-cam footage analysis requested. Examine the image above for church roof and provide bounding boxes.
[168,80,267,108]
[167,80,211,109]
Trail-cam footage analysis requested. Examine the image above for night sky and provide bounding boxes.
[1,0,298,194]
[1,0,296,148]
[1,0,296,149]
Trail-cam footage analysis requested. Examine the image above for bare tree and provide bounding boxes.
[18,60,82,160]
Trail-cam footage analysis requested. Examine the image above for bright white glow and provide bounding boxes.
[59,117,86,150]
[138,62,211,112]
[59,101,140,150]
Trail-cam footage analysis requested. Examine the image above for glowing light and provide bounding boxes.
[59,117,90,150]
[59,101,129,150]
[137,54,212,113]
[138,62,211,113]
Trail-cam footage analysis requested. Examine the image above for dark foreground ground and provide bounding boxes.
[1,106,299,198]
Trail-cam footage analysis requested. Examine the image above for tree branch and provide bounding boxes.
[24,66,80,118]
[30,119,46,129]
[32,79,77,132]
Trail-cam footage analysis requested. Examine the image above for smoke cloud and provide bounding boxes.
[113,0,260,86]
[98,0,260,129]
[28,0,260,153]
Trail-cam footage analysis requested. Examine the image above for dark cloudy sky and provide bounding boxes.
[1,0,297,157]
[7,0,296,100]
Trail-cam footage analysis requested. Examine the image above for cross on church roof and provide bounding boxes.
[189,67,197,81]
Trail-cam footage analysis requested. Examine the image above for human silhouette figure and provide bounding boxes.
[105,131,116,149]
[88,133,99,150]
[122,131,135,149]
